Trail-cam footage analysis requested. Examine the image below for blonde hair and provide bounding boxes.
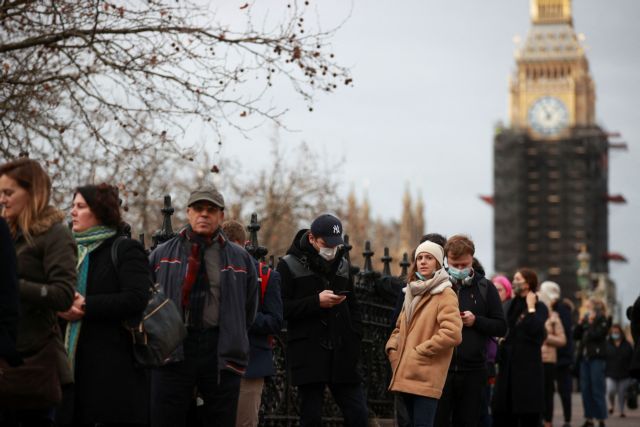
[589,297,608,317]
[0,158,52,242]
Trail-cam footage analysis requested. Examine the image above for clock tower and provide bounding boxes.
[510,0,595,138]
[493,0,609,300]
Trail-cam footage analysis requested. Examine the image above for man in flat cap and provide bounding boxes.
[277,214,368,426]
[149,187,258,427]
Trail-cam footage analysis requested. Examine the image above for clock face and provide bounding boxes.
[528,96,569,136]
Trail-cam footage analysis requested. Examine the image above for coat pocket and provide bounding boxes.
[403,348,433,382]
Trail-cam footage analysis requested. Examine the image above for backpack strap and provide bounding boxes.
[110,235,127,270]
[259,262,272,304]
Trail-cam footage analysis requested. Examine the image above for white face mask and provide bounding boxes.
[318,246,339,261]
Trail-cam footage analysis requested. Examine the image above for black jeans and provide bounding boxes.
[556,364,573,422]
[297,382,368,427]
[434,369,487,427]
[492,412,540,427]
[543,363,556,422]
[150,328,241,427]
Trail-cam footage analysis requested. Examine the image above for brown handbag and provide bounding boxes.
[0,338,62,409]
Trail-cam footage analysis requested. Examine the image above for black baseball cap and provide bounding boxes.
[310,214,344,247]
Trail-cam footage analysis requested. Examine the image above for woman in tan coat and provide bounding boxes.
[386,240,462,427]
[538,281,567,427]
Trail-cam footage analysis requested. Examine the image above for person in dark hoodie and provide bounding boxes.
[277,214,368,427]
[434,235,507,427]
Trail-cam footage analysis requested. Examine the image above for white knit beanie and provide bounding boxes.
[414,240,444,267]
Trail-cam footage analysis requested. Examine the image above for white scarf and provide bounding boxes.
[403,268,451,324]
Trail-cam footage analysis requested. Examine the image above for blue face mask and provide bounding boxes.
[415,272,426,281]
[611,333,621,340]
[449,266,471,282]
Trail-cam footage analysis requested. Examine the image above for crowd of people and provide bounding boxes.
[1,157,640,427]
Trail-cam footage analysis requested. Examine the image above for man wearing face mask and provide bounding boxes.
[277,214,368,427]
[434,235,507,427]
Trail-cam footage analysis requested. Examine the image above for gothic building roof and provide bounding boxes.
[517,23,584,62]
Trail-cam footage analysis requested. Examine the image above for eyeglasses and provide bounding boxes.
[190,204,220,214]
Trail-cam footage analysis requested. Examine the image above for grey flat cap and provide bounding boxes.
[187,187,225,208]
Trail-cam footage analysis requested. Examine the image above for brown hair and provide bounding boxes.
[444,234,475,258]
[74,184,122,228]
[0,158,52,240]
[221,220,246,245]
[406,254,442,283]
[517,267,539,292]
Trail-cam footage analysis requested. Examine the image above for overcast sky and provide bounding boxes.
[213,0,640,316]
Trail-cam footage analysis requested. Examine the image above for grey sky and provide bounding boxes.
[215,0,640,315]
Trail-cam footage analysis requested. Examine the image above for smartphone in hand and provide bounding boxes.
[334,290,351,296]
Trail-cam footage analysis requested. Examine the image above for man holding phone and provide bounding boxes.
[434,235,507,427]
[277,214,368,426]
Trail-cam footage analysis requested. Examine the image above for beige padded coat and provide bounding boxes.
[385,282,462,399]
[541,310,566,364]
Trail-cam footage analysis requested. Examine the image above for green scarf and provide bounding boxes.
[65,225,117,372]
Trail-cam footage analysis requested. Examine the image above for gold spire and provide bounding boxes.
[530,0,572,25]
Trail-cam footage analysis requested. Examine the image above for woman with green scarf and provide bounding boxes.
[57,184,151,426]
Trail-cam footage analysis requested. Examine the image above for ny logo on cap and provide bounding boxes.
[333,225,340,234]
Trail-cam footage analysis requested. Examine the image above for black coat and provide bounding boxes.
[630,296,640,379]
[605,339,633,380]
[62,236,151,424]
[492,296,548,415]
[276,229,362,386]
[0,217,20,366]
[450,272,507,371]
[574,314,609,360]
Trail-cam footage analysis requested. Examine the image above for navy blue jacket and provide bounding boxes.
[449,271,507,372]
[149,229,258,374]
[555,299,574,367]
[245,262,283,378]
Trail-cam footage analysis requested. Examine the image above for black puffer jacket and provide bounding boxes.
[277,229,362,386]
[574,314,610,360]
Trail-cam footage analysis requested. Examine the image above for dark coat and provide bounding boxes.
[574,314,609,360]
[605,338,633,380]
[492,296,548,415]
[64,236,151,425]
[554,299,574,367]
[0,217,20,365]
[449,272,507,372]
[14,208,76,385]
[149,230,259,372]
[630,296,640,379]
[276,229,362,386]
[245,263,283,378]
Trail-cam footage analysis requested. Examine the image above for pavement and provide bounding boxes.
[553,392,640,427]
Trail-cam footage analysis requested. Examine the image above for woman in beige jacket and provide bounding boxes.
[386,240,462,427]
[538,281,567,427]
